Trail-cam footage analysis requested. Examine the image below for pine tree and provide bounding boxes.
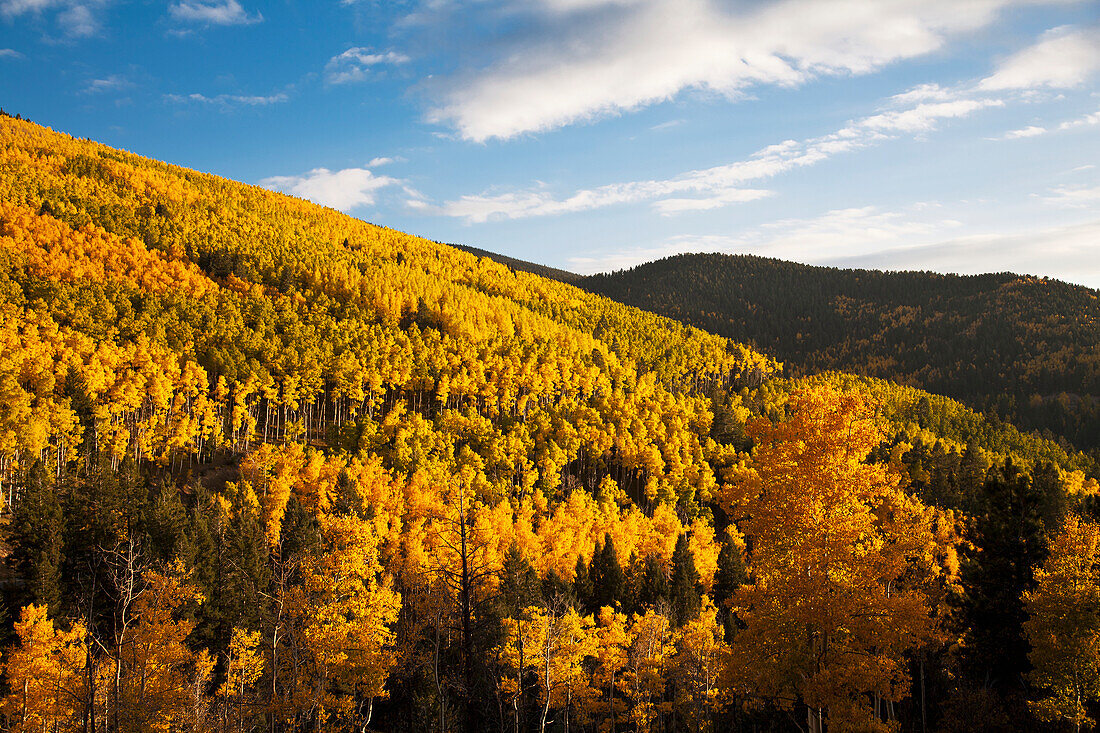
[501,544,541,617]
[712,536,747,641]
[11,461,63,613]
[591,533,625,610]
[573,555,594,613]
[670,534,702,626]
[635,554,669,612]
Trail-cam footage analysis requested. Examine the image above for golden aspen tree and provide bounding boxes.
[499,603,597,733]
[1024,514,1100,730]
[623,610,672,733]
[218,628,265,733]
[592,606,632,732]
[722,385,950,733]
[1,605,87,733]
[119,569,209,733]
[280,512,401,729]
[671,596,728,731]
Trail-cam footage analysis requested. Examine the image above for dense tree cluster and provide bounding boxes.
[580,253,1100,455]
[0,116,1097,731]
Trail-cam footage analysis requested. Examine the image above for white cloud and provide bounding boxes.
[650,119,685,132]
[0,0,57,11]
[1060,107,1100,130]
[568,205,959,273]
[367,156,396,167]
[424,0,1067,141]
[569,208,1100,290]
[168,0,260,25]
[832,219,1100,289]
[1000,125,1048,139]
[422,86,1002,223]
[165,91,288,107]
[1,0,108,37]
[652,188,773,215]
[83,74,131,94]
[980,25,1100,91]
[859,98,1004,133]
[325,47,409,86]
[888,83,957,105]
[0,48,23,58]
[1040,184,1100,208]
[259,166,402,211]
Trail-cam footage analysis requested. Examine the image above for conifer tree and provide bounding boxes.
[670,534,702,626]
[501,544,541,617]
[11,461,64,613]
[635,554,669,612]
[591,533,626,611]
[572,555,594,613]
[712,536,747,641]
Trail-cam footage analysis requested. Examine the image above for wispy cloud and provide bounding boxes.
[259,166,404,211]
[0,48,23,59]
[1040,184,1100,208]
[168,0,260,26]
[569,208,1100,290]
[1059,107,1100,130]
[324,47,409,86]
[422,0,1070,141]
[418,88,1004,223]
[831,219,1100,289]
[0,0,109,37]
[650,119,685,132]
[979,25,1100,91]
[997,125,1048,140]
[566,205,956,273]
[165,91,288,108]
[82,74,131,94]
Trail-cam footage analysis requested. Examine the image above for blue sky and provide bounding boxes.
[2,0,1099,285]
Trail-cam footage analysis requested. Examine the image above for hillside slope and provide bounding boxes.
[0,115,1095,732]
[580,253,1100,451]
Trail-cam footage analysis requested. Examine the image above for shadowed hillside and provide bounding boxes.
[580,253,1100,453]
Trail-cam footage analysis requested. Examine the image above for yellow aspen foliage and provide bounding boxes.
[592,606,632,730]
[218,628,265,729]
[1024,514,1100,729]
[721,385,952,733]
[119,569,209,733]
[238,442,306,549]
[0,605,87,733]
[498,604,597,733]
[279,512,401,728]
[623,610,673,733]
[670,597,728,731]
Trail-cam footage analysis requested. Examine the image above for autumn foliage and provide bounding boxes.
[0,113,1092,732]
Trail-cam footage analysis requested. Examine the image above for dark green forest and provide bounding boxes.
[579,253,1100,453]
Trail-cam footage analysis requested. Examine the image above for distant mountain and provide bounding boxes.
[579,253,1100,453]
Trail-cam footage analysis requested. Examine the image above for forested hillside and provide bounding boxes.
[580,254,1100,453]
[1,114,1099,732]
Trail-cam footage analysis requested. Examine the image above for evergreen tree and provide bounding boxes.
[713,537,747,641]
[501,544,541,617]
[670,533,702,626]
[11,461,63,613]
[591,533,625,610]
[635,553,669,612]
[144,478,189,562]
[962,459,1050,696]
[572,555,594,613]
